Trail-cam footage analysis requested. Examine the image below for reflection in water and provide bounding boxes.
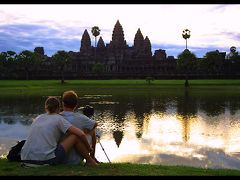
[98,111,240,170]
[1,91,240,170]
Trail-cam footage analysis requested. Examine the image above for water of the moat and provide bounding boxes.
[1,90,240,170]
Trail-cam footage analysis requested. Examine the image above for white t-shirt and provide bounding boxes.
[61,111,95,131]
[21,113,72,161]
[60,111,95,165]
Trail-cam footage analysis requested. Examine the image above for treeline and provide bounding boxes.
[176,46,240,75]
[0,47,73,83]
[0,47,106,83]
[176,46,240,86]
[0,46,240,82]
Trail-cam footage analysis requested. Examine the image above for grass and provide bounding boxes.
[1,158,240,176]
[0,79,240,97]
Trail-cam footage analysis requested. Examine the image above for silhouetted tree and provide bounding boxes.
[92,62,105,79]
[182,29,191,49]
[92,62,105,73]
[16,50,42,80]
[230,46,237,54]
[0,51,17,78]
[146,76,154,85]
[91,26,101,60]
[177,49,197,87]
[51,50,72,84]
[0,52,6,78]
[204,50,224,74]
[228,46,240,73]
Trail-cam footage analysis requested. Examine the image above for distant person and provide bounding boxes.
[21,97,98,166]
[60,90,99,165]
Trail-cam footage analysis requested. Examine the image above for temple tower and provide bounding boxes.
[133,28,145,57]
[109,20,127,49]
[97,36,105,49]
[144,36,152,57]
[96,36,106,60]
[80,29,92,57]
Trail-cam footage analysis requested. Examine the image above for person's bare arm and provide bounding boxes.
[83,120,98,134]
[67,126,93,153]
[93,120,98,129]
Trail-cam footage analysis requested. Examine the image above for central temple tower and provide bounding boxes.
[109,20,127,49]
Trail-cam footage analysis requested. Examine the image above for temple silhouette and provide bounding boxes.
[64,20,176,79]
[32,19,232,80]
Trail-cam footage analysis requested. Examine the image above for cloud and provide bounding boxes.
[218,32,240,42]
[0,23,83,56]
[0,4,239,58]
[0,20,115,56]
[208,5,229,13]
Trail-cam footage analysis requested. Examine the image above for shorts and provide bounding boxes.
[22,144,66,166]
[63,134,92,165]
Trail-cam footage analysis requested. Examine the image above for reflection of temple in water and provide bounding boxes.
[94,94,154,147]
[113,130,123,147]
[176,90,197,142]
[81,90,240,147]
[109,90,199,146]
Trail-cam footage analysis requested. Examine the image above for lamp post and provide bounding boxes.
[182,29,191,50]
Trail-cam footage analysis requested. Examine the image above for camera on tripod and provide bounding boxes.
[81,105,94,117]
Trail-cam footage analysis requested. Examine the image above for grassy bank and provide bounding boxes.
[1,158,240,176]
[0,79,240,97]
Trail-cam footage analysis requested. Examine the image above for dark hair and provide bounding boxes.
[45,97,60,113]
[62,90,78,109]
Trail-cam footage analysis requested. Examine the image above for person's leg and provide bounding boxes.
[73,136,98,166]
[60,134,98,166]
[87,129,100,164]
[60,134,78,153]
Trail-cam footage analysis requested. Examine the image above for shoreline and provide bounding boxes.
[1,158,240,176]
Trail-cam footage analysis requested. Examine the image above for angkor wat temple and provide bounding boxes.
[62,20,176,79]
[6,19,234,80]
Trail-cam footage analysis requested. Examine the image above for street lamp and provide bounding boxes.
[182,29,191,50]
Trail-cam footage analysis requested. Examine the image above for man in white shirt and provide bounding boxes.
[60,91,99,165]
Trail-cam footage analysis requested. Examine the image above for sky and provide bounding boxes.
[0,4,240,58]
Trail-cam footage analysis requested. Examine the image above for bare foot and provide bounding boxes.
[85,157,99,166]
[93,157,100,164]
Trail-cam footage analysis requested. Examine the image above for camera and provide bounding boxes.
[82,105,94,117]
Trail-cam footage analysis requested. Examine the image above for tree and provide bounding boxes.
[146,76,154,85]
[204,50,224,74]
[51,50,72,84]
[91,26,101,60]
[0,52,6,78]
[228,46,240,73]
[6,51,17,78]
[0,51,17,78]
[230,46,237,53]
[177,49,197,87]
[92,62,105,79]
[182,29,191,49]
[16,50,42,80]
[92,62,105,74]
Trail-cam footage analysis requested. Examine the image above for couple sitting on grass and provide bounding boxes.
[21,90,99,166]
